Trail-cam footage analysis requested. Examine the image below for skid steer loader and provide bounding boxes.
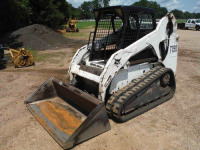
[25,6,179,149]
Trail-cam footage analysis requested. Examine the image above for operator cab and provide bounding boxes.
[88,6,156,61]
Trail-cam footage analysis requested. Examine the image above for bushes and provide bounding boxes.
[0,0,69,33]
[29,0,67,29]
[0,0,111,33]
[0,0,30,33]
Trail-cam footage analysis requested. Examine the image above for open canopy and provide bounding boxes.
[90,6,156,61]
[93,5,155,20]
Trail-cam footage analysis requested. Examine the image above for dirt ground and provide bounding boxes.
[0,29,200,150]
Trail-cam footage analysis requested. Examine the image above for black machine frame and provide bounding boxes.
[89,6,156,61]
[0,45,7,69]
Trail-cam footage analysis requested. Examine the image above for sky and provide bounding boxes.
[67,0,200,13]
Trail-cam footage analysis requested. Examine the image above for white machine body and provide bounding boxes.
[68,13,179,102]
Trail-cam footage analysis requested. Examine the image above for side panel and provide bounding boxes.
[99,13,177,102]
[185,20,190,28]
[162,14,179,73]
[109,63,153,94]
[191,21,196,28]
[68,45,89,81]
[162,32,179,73]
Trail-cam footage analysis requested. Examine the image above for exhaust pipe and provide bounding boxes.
[25,77,110,149]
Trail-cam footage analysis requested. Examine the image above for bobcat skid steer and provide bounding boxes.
[25,6,179,149]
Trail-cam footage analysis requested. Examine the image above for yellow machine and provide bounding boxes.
[66,18,79,32]
[9,48,34,67]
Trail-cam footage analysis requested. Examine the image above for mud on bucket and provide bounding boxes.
[25,77,111,149]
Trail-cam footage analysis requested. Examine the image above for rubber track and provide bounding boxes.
[106,66,175,122]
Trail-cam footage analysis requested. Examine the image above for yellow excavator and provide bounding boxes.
[9,48,34,67]
[66,18,79,32]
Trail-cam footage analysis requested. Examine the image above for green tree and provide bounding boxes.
[0,0,30,33]
[184,11,192,19]
[93,0,101,9]
[94,0,110,7]
[79,1,94,19]
[102,0,110,7]
[133,0,147,7]
[156,7,168,18]
[29,0,67,28]
[79,0,110,19]
[68,4,81,19]
[132,0,168,18]
[0,0,71,33]
[170,9,184,19]
[53,0,70,19]
[195,13,200,18]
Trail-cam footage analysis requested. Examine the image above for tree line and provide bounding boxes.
[132,0,200,19]
[0,0,199,33]
[0,0,70,33]
[0,0,110,33]
[76,0,200,19]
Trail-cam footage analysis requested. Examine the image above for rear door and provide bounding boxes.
[185,20,191,28]
[191,20,196,28]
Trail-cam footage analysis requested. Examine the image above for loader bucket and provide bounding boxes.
[25,77,111,149]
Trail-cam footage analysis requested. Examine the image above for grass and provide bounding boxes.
[63,31,90,40]
[177,19,187,23]
[29,49,38,59]
[64,32,86,38]
[63,20,187,31]
[76,21,95,29]
[61,21,95,39]
[61,21,95,30]
[29,49,66,63]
